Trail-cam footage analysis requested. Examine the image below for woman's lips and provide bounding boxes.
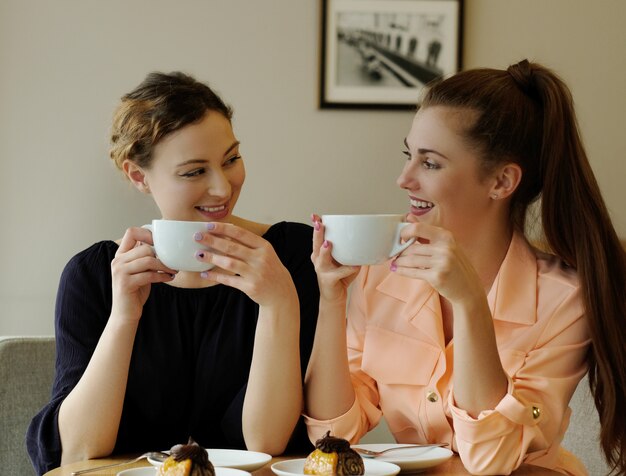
[195,204,229,220]
[409,198,434,216]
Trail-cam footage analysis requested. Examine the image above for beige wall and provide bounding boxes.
[1,0,624,335]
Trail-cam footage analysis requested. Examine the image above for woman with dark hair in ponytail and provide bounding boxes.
[305,59,626,475]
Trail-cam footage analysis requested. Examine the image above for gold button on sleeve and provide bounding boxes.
[426,390,439,402]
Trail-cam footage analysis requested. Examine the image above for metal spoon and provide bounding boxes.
[70,451,169,475]
[352,443,448,458]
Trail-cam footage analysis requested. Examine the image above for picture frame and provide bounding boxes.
[319,0,464,110]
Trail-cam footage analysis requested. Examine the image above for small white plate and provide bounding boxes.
[216,468,253,476]
[120,467,252,476]
[350,444,453,473]
[117,468,155,476]
[271,458,400,476]
[148,449,268,472]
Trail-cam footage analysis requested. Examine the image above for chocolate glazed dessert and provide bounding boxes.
[158,437,215,476]
[304,431,365,476]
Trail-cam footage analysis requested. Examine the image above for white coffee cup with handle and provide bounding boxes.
[142,219,216,272]
[321,214,415,266]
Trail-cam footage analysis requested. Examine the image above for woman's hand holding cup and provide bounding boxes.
[110,226,177,323]
[392,216,485,303]
[310,214,360,303]
[194,222,298,309]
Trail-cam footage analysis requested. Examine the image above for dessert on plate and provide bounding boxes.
[157,437,215,476]
[303,431,364,476]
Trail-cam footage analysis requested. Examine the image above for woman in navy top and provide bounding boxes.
[27,72,319,474]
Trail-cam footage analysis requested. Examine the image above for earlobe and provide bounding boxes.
[491,163,522,200]
[123,160,150,194]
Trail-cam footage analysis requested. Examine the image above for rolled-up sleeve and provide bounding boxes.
[304,267,383,444]
[450,283,590,475]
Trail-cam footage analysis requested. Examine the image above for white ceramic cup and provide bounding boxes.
[142,219,216,272]
[321,214,415,266]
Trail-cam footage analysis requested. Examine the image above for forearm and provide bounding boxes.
[452,297,508,417]
[304,298,355,420]
[242,298,302,455]
[58,316,138,464]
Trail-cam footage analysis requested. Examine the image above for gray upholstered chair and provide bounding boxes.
[0,336,55,476]
[562,374,611,475]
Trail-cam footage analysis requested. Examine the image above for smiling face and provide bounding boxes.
[125,111,245,222]
[397,106,498,239]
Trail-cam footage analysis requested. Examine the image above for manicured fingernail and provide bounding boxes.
[196,251,205,259]
[323,240,329,248]
[200,271,209,279]
[194,232,203,241]
[314,221,320,231]
[390,262,397,272]
[206,223,215,230]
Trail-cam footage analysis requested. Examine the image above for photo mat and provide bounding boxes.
[320,0,463,109]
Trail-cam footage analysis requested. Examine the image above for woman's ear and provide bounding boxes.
[490,163,522,200]
[123,160,151,194]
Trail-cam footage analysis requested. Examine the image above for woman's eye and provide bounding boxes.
[224,155,242,166]
[402,150,411,161]
[180,168,205,178]
[422,159,440,170]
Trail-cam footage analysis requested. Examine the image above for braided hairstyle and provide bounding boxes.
[420,59,626,473]
[109,71,233,172]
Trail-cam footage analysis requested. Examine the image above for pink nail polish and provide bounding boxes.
[390,262,397,272]
[323,240,329,248]
[314,221,321,231]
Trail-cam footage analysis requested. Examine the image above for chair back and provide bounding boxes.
[0,336,55,476]
[562,373,611,475]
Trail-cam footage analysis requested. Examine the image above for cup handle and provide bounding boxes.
[389,222,415,258]
[140,224,156,253]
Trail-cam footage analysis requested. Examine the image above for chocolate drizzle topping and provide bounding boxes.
[337,451,365,476]
[315,431,351,453]
[170,437,215,476]
[313,431,364,476]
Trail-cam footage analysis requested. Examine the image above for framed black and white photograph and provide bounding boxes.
[320,0,463,109]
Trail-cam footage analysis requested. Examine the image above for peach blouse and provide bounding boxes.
[305,233,591,475]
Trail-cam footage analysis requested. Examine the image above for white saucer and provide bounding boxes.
[117,468,155,476]
[148,449,269,472]
[120,467,252,476]
[215,468,253,476]
[271,458,400,476]
[350,444,453,472]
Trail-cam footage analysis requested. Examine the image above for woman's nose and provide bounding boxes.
[397,161,418,190]
[206,170,231,197]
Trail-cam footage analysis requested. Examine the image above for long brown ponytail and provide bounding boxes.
[422,59,626,473]
[528,61,626,474]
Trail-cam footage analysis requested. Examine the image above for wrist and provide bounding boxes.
[259,286,300,321]
[108,310,142,332]
[319,294,348,312]
[452,293,489,316]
